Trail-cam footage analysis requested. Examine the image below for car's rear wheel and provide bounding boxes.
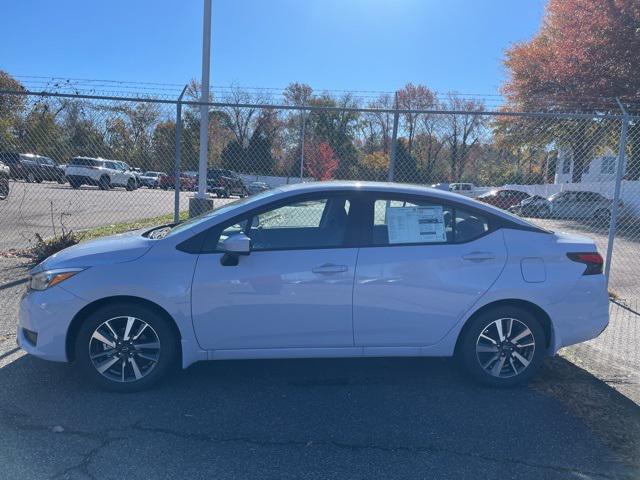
[98,175,110,190]
[68,177,81,189]
[74,303,178,392]
[458,306,545,387]
[26,172,36,183]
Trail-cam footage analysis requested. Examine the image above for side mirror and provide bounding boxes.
[221,232,251,256]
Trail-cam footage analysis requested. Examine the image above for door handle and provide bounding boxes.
[462,251,496,262]
[312,263,348,274]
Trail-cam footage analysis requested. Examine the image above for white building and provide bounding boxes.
[554,147,620,184]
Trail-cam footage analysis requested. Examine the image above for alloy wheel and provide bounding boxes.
[475,317,536,379]
[89,316,161,383]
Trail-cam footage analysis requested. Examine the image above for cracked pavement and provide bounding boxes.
[1,258,639,479]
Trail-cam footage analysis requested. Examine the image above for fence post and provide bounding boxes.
[604,99,629,283]
[388,92,400,182]
[299,106,306,182]
[174,85,188,223]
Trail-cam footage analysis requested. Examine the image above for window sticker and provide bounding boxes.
[386,206,446,244]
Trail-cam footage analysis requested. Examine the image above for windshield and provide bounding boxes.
[165,188,281,237]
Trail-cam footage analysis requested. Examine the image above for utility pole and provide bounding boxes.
[189,0,214,217]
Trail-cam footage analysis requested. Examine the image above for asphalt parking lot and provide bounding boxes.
[0,257,639,479]
[0,181,216,251]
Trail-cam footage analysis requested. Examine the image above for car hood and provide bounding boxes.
[32,229,154,273]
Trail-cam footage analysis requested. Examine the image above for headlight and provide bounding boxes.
[28,268,86,291]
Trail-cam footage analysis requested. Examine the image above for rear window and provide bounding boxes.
[70,158,100,167]
[0,153,20,165]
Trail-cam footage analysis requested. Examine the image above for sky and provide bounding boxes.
[1,0,546,99]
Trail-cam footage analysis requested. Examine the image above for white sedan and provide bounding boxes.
[18,181,609,391]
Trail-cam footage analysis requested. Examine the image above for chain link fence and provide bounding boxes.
[0,90,639,307]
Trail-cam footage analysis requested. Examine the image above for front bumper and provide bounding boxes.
[17,286,88,362]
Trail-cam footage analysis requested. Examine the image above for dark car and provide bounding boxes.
[509,195,549,217]
[0,159,9,200]
[247,181,270,195]
[206,168,248,198]
[159,172,198,191]
[0,152,66,183]
[477,189,530,210]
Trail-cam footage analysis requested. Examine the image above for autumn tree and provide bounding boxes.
[502,0,640,180]
[0,71,26,151]
[360,151,389,181]
[308,93,360,179]
[304,141,339,180]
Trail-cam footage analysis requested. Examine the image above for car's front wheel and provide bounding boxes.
[458,306,545,387]
[74,303,178,392]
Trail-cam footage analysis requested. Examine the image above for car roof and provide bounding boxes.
[271,181,539,229]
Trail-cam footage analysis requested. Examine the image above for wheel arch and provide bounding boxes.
[65,295,183,362]
[454,298,554,355]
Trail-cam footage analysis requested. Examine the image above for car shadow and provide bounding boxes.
[0,353,637,479]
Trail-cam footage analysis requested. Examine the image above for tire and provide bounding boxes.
[594,209,611,224]
[126,178,136,191]
[69,177,81,189]
[457,305,546,388]
[98,175,111,190]
[26,172,36,183]
[0,180,8,200]
[74,302,178,392]
[537,205,550,218]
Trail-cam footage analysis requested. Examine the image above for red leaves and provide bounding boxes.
[304,142,339,181]
[503,0,640,111]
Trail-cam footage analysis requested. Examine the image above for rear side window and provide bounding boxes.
[371,198,489,246]
[70,158,99,167]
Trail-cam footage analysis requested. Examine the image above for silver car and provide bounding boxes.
[542,191,619,221]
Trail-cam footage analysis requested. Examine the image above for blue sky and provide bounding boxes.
[1,0,545,97]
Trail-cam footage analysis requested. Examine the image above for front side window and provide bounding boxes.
[371,197,489,246]
[216,196,352,251]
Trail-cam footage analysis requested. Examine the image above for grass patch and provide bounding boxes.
[80,211,188,242]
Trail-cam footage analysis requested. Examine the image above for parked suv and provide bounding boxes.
[115,161,142,188]
[0,152,66,183]
[65,157,138,191]
[0,159,9,200]
[206,168,248,198]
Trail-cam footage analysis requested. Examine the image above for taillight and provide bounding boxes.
[567,252,603,275]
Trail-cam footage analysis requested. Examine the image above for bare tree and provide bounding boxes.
[397,83,435,154]
[443,94,485,180]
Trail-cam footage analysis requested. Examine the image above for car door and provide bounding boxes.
[353,194,507,347]
[191,193,360,350]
